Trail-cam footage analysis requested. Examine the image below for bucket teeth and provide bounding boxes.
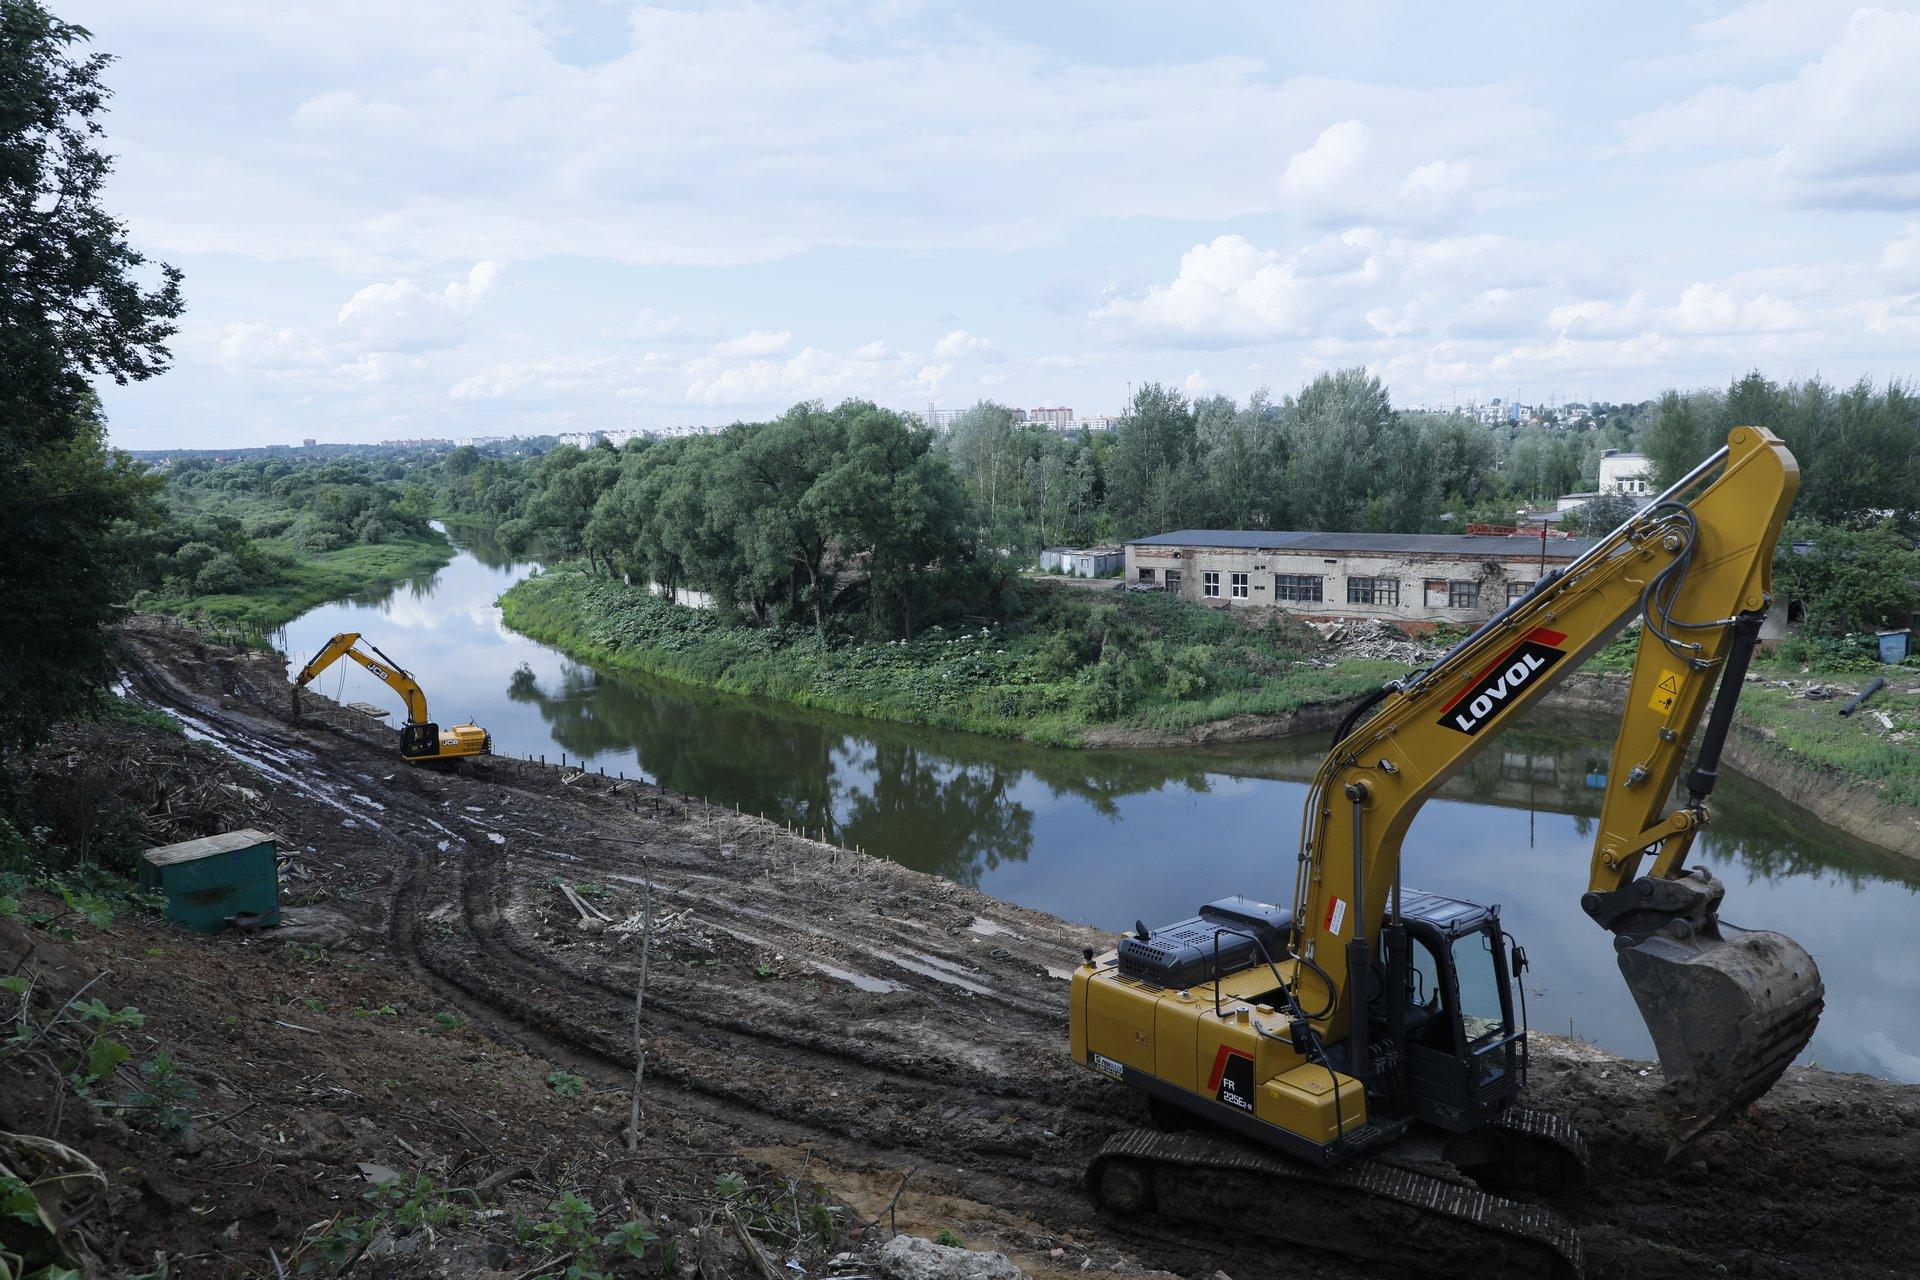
[1616,922,1824,1155]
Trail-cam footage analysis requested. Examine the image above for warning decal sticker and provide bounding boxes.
[1324,896,1348,937]
[1648,668,1682,714]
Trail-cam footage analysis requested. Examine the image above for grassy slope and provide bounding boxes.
[501,569,1920,813]
[498,569,1398,747]
[145,534,454,633]
[1731,679,1920,808]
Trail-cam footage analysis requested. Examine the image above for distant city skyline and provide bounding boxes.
[66,0,1920,448]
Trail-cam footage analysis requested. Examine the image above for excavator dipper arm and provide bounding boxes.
[1290,427,1822,1149]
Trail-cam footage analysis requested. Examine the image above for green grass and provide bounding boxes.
[499,569,1397,747]
[141,534,454,633]
[1732,678,1920,808]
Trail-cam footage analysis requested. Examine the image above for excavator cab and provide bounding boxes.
[1371,891,1525,1137]
[399,721,442,760]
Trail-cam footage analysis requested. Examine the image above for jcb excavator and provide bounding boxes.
[1071,428,1823,1277]
[291,632,491,764]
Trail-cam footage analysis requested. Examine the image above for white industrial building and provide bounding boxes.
[1124,530,1596,626]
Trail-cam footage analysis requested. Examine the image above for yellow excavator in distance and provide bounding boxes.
[292,632,490,764]
[1072,428,1823,1277]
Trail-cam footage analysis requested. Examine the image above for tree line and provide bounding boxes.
[439,400,988,642]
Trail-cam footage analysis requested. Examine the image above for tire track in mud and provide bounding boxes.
[118,645,1147,1252]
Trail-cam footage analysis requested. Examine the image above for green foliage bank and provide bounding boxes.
[500,570,1398,747]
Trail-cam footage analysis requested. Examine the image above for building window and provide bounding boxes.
[1230,572,1249,599]
[1273,574,1323,603]
[1347,577,1400,607]
[1449,581,1481,609]
[1507,580,1531,605]
[1137,567,1155,582]
[1165,569,1182,593]
[1203,571,1221,599]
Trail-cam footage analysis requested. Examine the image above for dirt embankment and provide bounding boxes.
[5,616,1915,1279]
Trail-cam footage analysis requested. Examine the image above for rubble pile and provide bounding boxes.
[1303,618,1441,666]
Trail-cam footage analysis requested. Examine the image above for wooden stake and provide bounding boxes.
[628,870,653,1152]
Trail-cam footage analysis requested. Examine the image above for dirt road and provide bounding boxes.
[32,617,1915,1277]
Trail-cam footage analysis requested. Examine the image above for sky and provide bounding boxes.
[61,0,1920,447]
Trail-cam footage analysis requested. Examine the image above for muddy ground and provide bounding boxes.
[5,614,1916,1279]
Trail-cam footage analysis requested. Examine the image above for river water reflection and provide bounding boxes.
[277,527,1920,1081]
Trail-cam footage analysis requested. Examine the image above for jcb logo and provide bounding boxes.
[1440,629,1567,736]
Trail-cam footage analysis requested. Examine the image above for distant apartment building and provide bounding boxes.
[1124,529,1595,626]
[1075,414,1119,432]
[1028,406,1074,430]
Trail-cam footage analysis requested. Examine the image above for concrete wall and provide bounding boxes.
[1124,542,1572,625]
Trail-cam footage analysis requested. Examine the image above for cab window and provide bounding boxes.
[1452,930,1509,1046]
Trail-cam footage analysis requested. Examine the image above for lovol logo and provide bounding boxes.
[1439,628,1568,736]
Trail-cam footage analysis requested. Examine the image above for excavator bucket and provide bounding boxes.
[1617,921,1823,1154]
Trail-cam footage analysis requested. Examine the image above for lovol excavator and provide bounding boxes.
[292,632,491,764]
[1071,428,1824,1277]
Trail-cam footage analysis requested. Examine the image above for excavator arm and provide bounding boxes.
[292,631,431,725]
[1291,426,1821,1145]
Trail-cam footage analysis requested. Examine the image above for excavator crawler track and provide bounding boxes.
[1087,1127,1582,1280]
[1439,1106,1591,1197]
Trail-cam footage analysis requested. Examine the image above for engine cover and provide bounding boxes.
[1117,896,1294,989]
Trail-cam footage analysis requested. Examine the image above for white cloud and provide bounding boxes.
[1182,369,1214,397]
[1093,230,1543,348]
[290,90,417,135]
[622,309,719,342]
[1397,159,1473,225]
[335,261,501,351]
[851,340,891,360]
[449,355,632,401]
[714,329,792,357]
[1881,223,1920,288]
[933,329,991,359]
[1277,120,1477,230]
[1620,7,1920,209]
[1279,120,1373,224]
[683,343,926,405]
[211,262,500,375]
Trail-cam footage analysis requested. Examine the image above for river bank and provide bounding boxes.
[139,532,454,634]
[498,566,1400,749]
[11,616,1898,1278]
[499,568,1918,859]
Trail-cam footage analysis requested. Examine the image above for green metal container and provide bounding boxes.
[138,829,281,934]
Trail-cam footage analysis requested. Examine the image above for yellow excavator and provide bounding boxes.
[291,632,491,764]
[1072,428,1823,1276]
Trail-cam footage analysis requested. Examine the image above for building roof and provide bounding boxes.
[1127,529,1597,559]
[142,828,278,868]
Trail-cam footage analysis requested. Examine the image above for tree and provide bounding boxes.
[1771,519,1920,638]
[1283,368,1394,530]
[808,405,969,640]
[1,3,181,755]
[1106,383,1198,536]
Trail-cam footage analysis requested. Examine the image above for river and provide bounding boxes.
[275,526,1920,1082]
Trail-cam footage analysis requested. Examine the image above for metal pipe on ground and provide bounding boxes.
[1838,677,1887,717]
